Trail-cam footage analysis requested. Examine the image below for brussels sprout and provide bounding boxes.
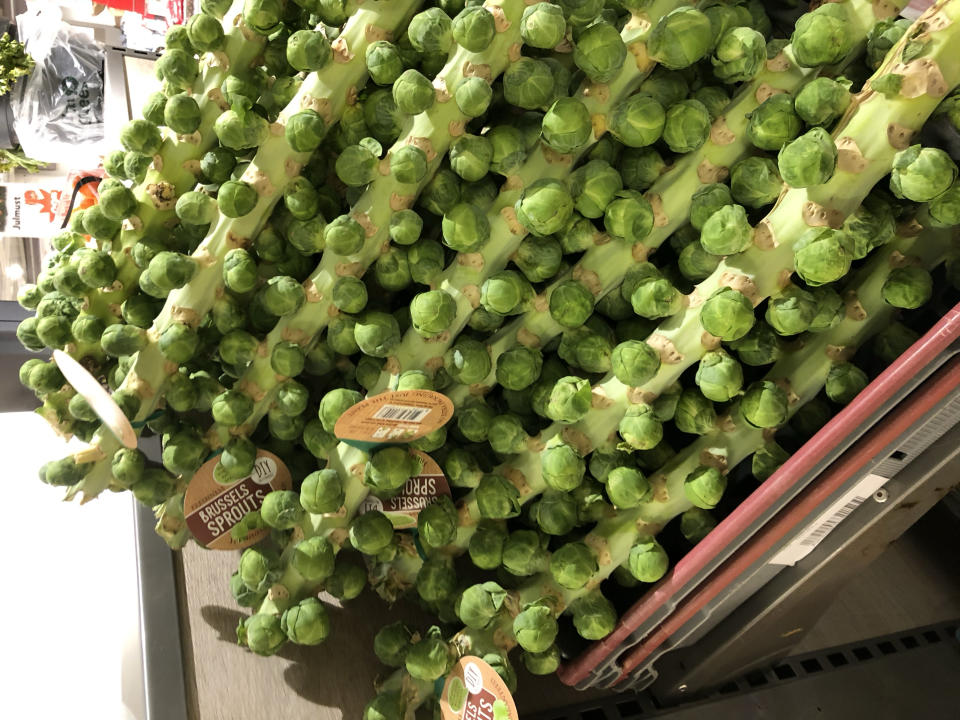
[440,202,488,252]
[778,126,838,188]
[374,622,413,667]
[712,26,765,83]
[747,94,802,152]
[604,190,654,244]
[327,315,360,354]
[454,75,493,118]
[545,376,592,424]
[417,557,457,603]
[696,350,744,403]
[80,204,121,242]
[571,591,617,640]
[730,156,783,209]
[469,520,508,568]
[349,510,394,555]
[328,276,366,314]
[824,361,869,405]
[476,473,521,519]
[353,311,400,358]
[549,280,594,328]
[794,227,852,286]
[217,180,258,218]
[882,266,933,309]
[286,536,336,586]
[496,346,543,391]
[569,159,623,219]
[513,603,558,653]
[630,276,682,319]
[365,446,422,493]
[541,441,585,491]
[238,613,285,656]
[362,692,404,720]
[523,646,561,676]
[326,556,368,601]
[514,235,563,283]
[300,468,345,515]
[690,184,734,232]
[573,21,626,84]
[480,270,533,317]
[790,3,854,67]
[200,0,231,18]
[405,626,453,681]
[677,241,721,282]
[542,98,592,154]
[216,436,256,481]
[441,339,489,386]
[239,546,280,594]
[701,287,755,341]
[795,77,852,127]
[486,125,526,176]
[502,58,554,111]
[606,466,651,508]
[452,5,496,52]
[261,275,307,316]
[684,465,726,509]
[752,441,791,482]
[284,110,326,153]
[662,99,711,154]
[458,401,496,442]
[674,388,717,435]
[120,118,163,156]
[700,203,754,257]
[336,141,380,188]
[214,98,270,151]
[728,323,780,366]
[890,145,958,202]
[627,536,669,582]
[806,286,845,334]
[649,7,712,69]
[101,324,146,357]
[764,285,816,337]
[620,146,666,191]
[549,542,597,590]
[281,597,330,646]
[609,341,659,389]
[485,414,527,456]
[391,144,429,185]
[98,185,138,224]
[407,7,453,55]
[162,93,201,136]
[693,85,731,122]
[741,380,789,428]
[866,17,912,69]
[521,2,566,48]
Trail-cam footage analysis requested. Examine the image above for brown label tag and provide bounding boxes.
[440,656,519,720]
[334,389,454,447]
[357,449,452,529]
[52,349,137,448]
[184,449,292,550]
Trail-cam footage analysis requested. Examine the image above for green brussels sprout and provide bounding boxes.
[281,597,330,646]
[456,582,507,631]
[488,125,528,175]
[700,203,753,256]
[730,156,783,209]
[839,196,897,259]
[173,191,216,227]
[444,448,482,489]
[866,17,912,69]
[283,177,319,222]
[630,277,682,319]
[550,542,597,590]
[515,178,574,237]
[405,626,453,681]
[256,541,311,598]
[693,85,731,122]
[260,489,304,531]
[558,0,604,27]
[454,76,493,118]
[690,184,734,231]
[696,349,744,402]
[75,249,118,289]
[486,414,527,455]
[365,446,421,493]
[569,159,623,219]
[541,441,585,491]
[416,557,457,603]
[496,346,543,391]
[200,0,231,18]
[349,510,394,555]
[390,68,434,116]
[374,622,413,667]
[806,286,845,333]
[362,692,404,720]
[372,245,410,291]
[619,146,665,191]
[390,144,429,185]
[825,362,869,404]
[141,91,167,126]
[98,184,138,223]
[414,495,457,550]
[241,0,284,33]
[238,613,285,656]
[282,110,325,153]
[213,436,255,482]
[627,536,669,582]
[571,591,617,640]
[214,99,269,151]
[327,315,360,355]
[712,26,765,83]
[752,441,791,482]
[268,341,305,379]
[109,448,145,489]
[302,418,337,460]
[452,5,495,52]
[890,145,958,202]
[542,98,592,154]
[34,315,71,348]
[320,215,362,257]
[441,202,489,252]
[546,376,592,424]
[120,118,162,156]
[747,93,802,152]
[795,77,852,127]
[882,266,933,310]
[502,58,555,111]
[198,148,236,185]
[701,287,755,341]
[676,241,721,282]
[146,251,196,293]
[336,141,380,188]
[387,210,422,248]
[469,520,508,569]
[239,547,280,594]
[674,388,717,435]
[573,21,626,83]
[549,280,594,328]
[530,490,578,535]
[300,468,345,515]
[603,190,654,244]
[211,389,254,427]
[684,465,726,509]
[329,276,366,314]
[103,150,128,180]
[80,204,121,242]
[447,135,491,184]
[790,3,855,67]
[352,311,400,358]
[260,275,306,316]
[662,99,711,154]
[441,339,489,386]
[513,603,558,653]
[163,93,201,135]
[607,466,652,508]
[476,473,521,519]
[218,248,257,295]
[793,227,852,286]
[649,7,712,69]
[217,180,258,218]
[325,555,367,601]
[458,401,496,442]
[726,323,779,366]
[408,7,453,55]
[521,2,566,48]
[778,126,838,188]
[513,235,563,282]
[765,284,816,337]
[407,239,445,287]
[100,324,146,357]
[523,646,561,676]
[611,340,660,387]
[741,380,789,428]
[928,181,960,227]
[71,312,108,343]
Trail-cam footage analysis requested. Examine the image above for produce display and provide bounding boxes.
[13,0,960,716]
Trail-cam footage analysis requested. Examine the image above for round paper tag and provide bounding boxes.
[184,449,292,550]
[356,449,452,529]
[334,389,454,450]
[52,349,137,448]
[440,656,518,720]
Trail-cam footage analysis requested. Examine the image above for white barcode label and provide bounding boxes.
[768,473,889,566]
[372,404,431,423]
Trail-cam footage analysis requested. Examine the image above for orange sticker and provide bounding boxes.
[334,389,454,447]
[52,349,137,448]
[357,449,452,529]
[184,449,292,550]
[440,656,519,720]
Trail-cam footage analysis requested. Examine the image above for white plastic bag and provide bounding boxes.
[10,4,105,165]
